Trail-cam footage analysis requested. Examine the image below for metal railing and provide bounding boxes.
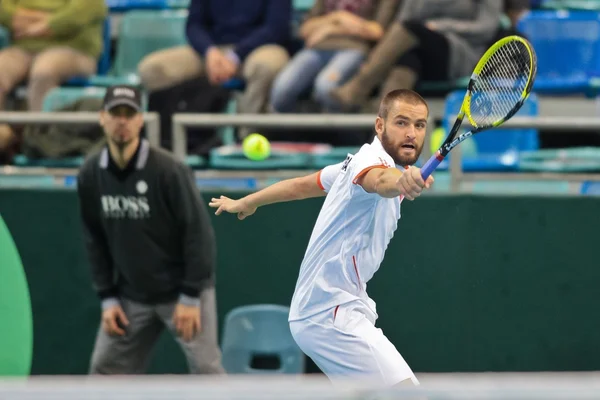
[172,114,600,191]
[0,112,161,147]
[1,111,599,192]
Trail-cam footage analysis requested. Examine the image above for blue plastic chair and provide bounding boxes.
[105,0,189,10]
[517,10,600,95]
[221,305,305,374]
[106,0,169,11]
[440,90,540,172]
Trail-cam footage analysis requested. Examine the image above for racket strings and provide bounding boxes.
[469,40,533,127]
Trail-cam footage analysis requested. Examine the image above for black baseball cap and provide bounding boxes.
[103,85,142,112]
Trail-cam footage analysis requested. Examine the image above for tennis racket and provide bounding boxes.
[420,35,537,181]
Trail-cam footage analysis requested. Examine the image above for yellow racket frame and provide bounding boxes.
[462,35,537,129]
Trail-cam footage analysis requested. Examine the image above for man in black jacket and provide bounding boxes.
[77,85,224,374]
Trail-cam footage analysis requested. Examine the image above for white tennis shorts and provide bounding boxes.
[289,300,419,387]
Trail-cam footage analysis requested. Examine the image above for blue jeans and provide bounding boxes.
[270,48,365,113]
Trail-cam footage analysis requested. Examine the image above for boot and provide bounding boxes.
[330,23,419,111]
[380,66,418,95]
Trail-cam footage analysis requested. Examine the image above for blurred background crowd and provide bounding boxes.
[0,0,594,169]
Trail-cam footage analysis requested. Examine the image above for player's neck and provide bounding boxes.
[108,138,140,169]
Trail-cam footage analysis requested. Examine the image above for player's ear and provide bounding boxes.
[375,116,384,135]
[99,111,106,127]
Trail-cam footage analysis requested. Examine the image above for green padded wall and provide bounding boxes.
[0,214,33,376]
[0,189,599,375]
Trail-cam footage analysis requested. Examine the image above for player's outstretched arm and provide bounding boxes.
[208,171,325,220]
[357,166,434,200]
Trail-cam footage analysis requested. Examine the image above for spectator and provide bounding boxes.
[0,0,106,160]
[138,0,292,132]
[0,0,106,111]
[330,0,502,110]
[270,0,400,113]
[504,0,530,28]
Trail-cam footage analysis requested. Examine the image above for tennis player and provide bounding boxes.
[209,89,433,386]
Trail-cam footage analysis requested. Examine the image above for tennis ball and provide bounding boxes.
[242,133,271,161]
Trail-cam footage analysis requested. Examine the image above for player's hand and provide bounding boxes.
[172,303,201,342]
[395,166,434,201]
[101,305,129,336]
[209,195,257,220]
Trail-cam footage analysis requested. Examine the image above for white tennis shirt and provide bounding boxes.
[289,136,407,322]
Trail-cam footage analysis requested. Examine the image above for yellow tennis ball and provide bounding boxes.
[242,133,271,161]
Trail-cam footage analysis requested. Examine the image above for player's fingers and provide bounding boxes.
[215,205,224,215]
[238,212,246,220]
[411,168,426,188]
[425,175,435,189]
[399,179,414,200]
[397,177,411,198]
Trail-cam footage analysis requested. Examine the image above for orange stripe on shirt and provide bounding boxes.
[316,170,325,191]
[352,164,389,184]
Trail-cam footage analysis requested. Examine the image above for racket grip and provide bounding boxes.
[420,153,444,181]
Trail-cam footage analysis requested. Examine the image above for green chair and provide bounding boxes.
[210,145,311,169]
[293,0,315,11]
[0,215,33,376]
[0,25,10,49]
[541,0,600,10]
[90,9,189,87]
[310,146,360,169]
[9,87,107,168]
[42,87,107,112]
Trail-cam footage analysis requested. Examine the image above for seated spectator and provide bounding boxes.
[0,0,106,111]
[138,0,291,133]
[505,0,530,27]
[270,0,400,113]
[330,0,502,110]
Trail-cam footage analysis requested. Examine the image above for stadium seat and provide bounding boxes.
[41,87,107,112]
[517,10,600,95]
[86,9,188,87]
[438,90,540,172]
[0,25,10,49]
[221,304,304,374]
[105,0,189,11]
[311,146,360,169]
[293,0,315,11]
[519,147,600,172]
[64,18,112,86]
[580,180,600,195]
[209,145,311,170]
[540,0,600,10]
[106,0,169,11]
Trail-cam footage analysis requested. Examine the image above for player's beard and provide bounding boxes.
[381,128,422,166]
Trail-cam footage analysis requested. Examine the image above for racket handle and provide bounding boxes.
[420,152,444,181]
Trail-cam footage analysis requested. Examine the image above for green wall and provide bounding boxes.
[1,189,599,375]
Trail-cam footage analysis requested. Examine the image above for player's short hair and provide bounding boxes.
[378,89,429,120]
